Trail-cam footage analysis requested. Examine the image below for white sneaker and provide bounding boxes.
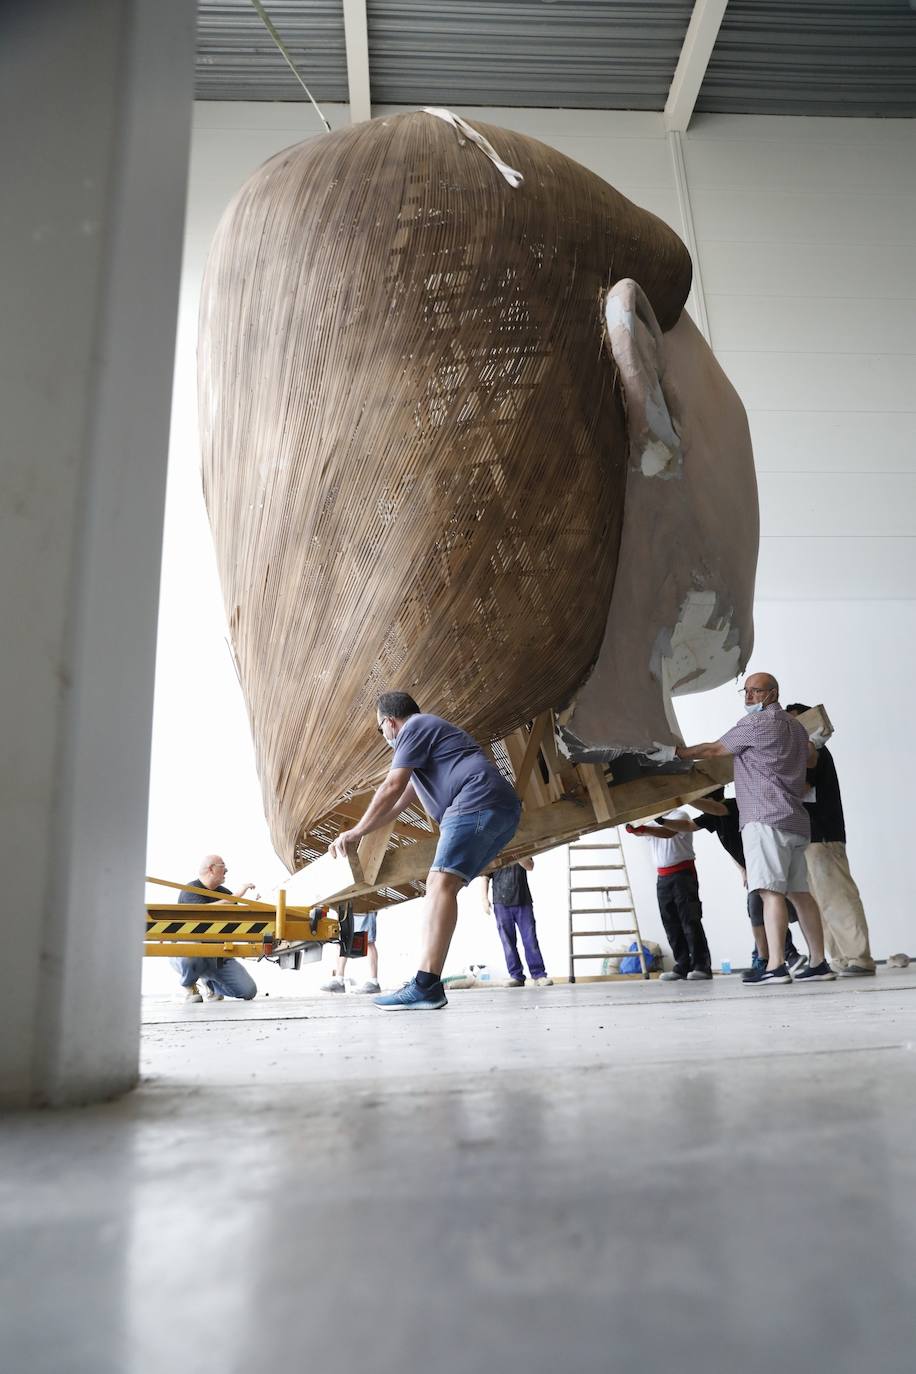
[320,976,346,993]
[686,969,713,981]
[183,983,203,1003]
[659,970,686,982]
[534,977,553,987]
[201,981,223,1002]
[355,980,381,994]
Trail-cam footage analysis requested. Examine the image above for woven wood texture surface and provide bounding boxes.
[198,111,693,868]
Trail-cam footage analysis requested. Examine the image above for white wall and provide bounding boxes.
[1,1,194,1103]
[147,101,916,993]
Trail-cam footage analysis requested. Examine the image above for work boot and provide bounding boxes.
[201,980,223,1002]
[183,983,203,1003]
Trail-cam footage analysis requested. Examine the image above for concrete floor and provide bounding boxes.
[3,972,916,1374]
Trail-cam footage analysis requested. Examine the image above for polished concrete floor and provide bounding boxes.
[3,971,916,1374]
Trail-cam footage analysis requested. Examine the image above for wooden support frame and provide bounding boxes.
[283,706,829,914]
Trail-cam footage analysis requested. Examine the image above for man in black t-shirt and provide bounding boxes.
[479,858,552,987]
[170,854,258,1002]
[785,704,874,975]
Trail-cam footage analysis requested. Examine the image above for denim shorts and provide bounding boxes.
[353,911,377,943]
[430,804,522,884]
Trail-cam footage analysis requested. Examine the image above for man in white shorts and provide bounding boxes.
[670,673,835,986]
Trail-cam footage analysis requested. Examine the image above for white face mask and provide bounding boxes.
[380,720,397,748]
[744,702,764,714]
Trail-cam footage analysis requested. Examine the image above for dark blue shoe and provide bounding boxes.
[751,950,767,973]
[374,978,448,1010]
[742,963,792,985]
[793,960,836,982]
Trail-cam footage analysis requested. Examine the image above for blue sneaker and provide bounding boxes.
[374,978,448,1010]
[750,950,767,972]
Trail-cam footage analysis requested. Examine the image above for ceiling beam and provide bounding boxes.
[664,0,729,133]
[342,0,371,123]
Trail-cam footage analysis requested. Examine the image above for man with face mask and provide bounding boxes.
[328,693,521,1009]
[666,673,835,986]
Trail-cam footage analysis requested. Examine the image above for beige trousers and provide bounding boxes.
[804,842,875,971]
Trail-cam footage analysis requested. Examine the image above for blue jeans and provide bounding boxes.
[430,804,521,884]
[170,956,257,1000]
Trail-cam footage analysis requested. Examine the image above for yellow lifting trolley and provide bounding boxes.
[143,878,367,970]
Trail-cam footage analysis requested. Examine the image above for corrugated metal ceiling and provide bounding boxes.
[196,1,349,101]
[195,0,916,117]
[696,1,916,117]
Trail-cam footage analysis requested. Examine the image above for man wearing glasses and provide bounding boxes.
[329,692,521,1010]
[171,855,258,1003]
[659,673,834,986]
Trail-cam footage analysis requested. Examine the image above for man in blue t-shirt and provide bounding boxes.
[329,692,521,1010]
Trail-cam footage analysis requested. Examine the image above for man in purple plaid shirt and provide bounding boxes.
[668,672,835,986]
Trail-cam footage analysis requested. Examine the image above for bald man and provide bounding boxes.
[170,855,258,1003]
[671,674,834,986]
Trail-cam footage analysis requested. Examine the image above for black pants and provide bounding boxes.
[657,870,710,975]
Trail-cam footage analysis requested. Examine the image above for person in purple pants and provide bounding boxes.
[480,857,553,987]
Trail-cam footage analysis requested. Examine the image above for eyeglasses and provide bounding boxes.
[739,685,772,696]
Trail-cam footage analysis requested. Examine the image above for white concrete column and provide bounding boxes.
[0,1,195,1105]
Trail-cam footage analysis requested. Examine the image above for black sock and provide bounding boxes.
[415,969,440,989]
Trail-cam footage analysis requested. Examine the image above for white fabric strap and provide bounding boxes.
[422,107,524,188]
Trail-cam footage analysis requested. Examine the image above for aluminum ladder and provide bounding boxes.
[567,827,649,981]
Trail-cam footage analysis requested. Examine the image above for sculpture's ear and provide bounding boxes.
[604,278,683,480]
[556,278,758,758]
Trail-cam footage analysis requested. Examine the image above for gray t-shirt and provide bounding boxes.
[391,714,520,824]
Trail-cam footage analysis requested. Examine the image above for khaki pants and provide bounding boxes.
[805,842,875,971]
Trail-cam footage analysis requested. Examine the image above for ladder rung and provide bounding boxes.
[572,951,643,961]
[571,929,638,937]
[571,886,628,893]
[571,843,621,850]
[570,864,625,871]
[571,907,635,914]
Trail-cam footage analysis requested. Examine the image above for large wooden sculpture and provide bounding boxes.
[199,110,758,893]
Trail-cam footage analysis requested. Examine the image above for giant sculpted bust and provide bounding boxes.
[198,111,758,868]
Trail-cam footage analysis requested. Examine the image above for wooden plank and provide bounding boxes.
[579,763,613,824]
[512,713,549,804]
[538,715,565,801]
[284,846,366,908]
[356,821,396,885]
[504,727,548,808]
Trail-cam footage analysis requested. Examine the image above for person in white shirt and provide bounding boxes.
[626,809,712,981]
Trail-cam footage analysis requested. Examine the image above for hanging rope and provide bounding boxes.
[249,0,331,132]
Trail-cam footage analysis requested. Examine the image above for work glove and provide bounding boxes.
[644,743,677,763]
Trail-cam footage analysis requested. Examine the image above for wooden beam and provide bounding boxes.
[579,763,614,824]
[513,713,550,804]
[284,845,365,908]
[664,0,729,132]
[356,821,396,885]
[504,727,548,808]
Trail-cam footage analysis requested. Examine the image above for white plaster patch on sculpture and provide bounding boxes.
[656,590,743,707]
[422,108,524,188]
[604,292,636,337]
[640,438,676,478]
